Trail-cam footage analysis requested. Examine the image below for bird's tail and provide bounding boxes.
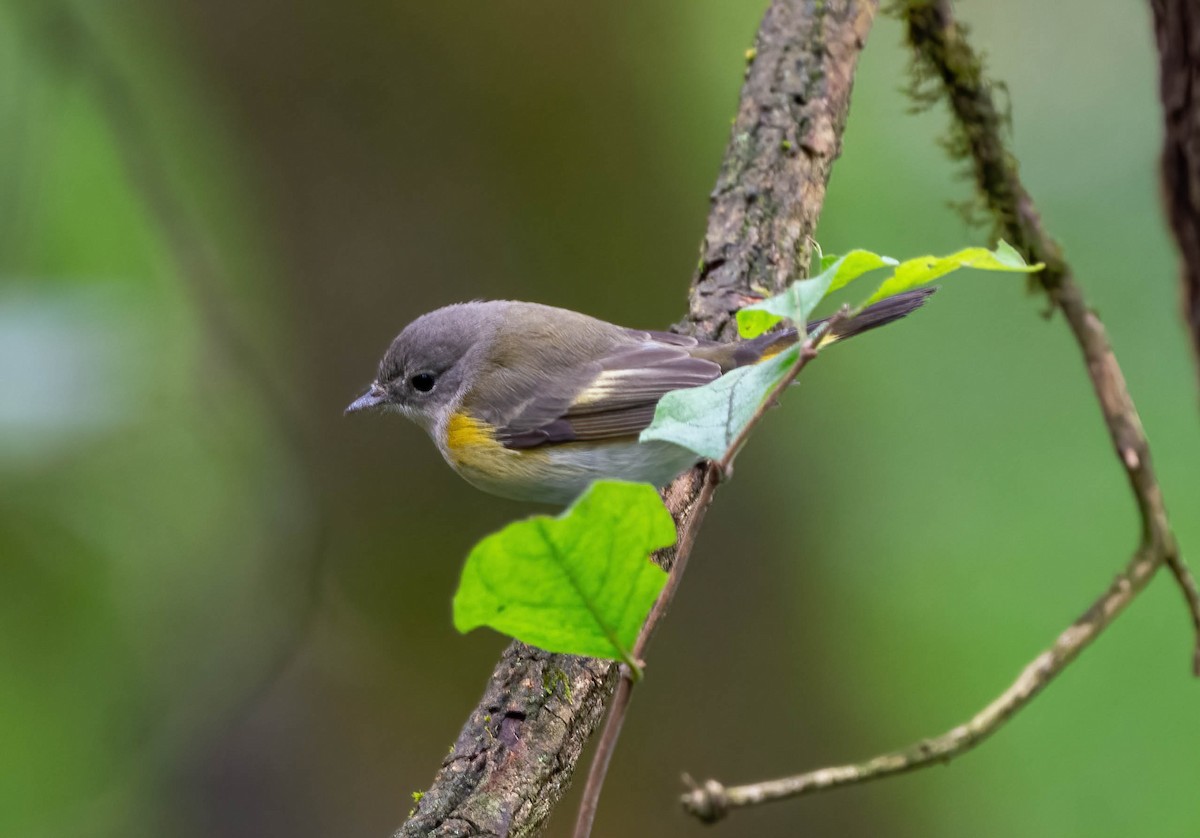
[810,286,937,346]
[749,286,936,361]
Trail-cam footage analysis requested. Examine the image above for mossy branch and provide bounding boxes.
[682,0,1200,822]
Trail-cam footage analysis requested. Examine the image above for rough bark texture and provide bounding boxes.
[1149,0,1200,386]
[394,2,879,836]
[687,2,878,341]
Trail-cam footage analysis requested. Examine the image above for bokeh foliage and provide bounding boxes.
[2,1,1197,837]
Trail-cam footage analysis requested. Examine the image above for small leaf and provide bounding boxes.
[863,240,1042,306]
[810,241,841,276]
[639,345,798,460]
[452,481,674,663]
[737,250,897,338]
[824,250,900,295]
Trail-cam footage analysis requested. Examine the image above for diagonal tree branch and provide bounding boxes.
[395,2,880,835]
[681,0,1200,822]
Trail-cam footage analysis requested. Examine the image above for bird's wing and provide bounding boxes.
[486,288,940,450]
[492,336,723,449]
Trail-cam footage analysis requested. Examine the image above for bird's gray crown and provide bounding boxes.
[371,301,509,422]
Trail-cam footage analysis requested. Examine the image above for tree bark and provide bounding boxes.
[1149,0,1200,386]
[394,2,879,835]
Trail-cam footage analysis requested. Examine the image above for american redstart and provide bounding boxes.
[346,289,934,503]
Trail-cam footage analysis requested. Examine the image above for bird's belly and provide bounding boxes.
[447,435,700,505]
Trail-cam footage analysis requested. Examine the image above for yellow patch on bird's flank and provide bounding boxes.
[445,411,530,472]
[442,411,548,493]
[445,413,498,462]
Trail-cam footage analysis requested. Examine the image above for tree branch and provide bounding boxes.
[902,0,1200,667]
[681,0,1200,822]
[395,2,880,835]
[1148,0,1200,390]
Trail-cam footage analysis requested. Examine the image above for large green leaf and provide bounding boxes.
[639,345,799,461]
[452,480,674,664]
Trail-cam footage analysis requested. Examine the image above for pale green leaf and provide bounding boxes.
[863,240,1042,306]
[825,250,899,295]
[639,345,798,460]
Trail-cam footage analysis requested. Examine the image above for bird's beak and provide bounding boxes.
[345,383,388,414]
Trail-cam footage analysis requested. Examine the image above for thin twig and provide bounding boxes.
[681,539,1160,820]
[572,466,719,838]
[681,0,1199,822]
[573,317,841,838]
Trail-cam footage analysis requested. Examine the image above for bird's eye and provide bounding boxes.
[410,372,436,393]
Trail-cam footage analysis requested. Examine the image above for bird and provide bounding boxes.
[346,289,934,504]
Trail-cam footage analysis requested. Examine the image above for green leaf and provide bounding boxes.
[737,249,897,338]
[452,480,674,664]
[863,240,1043,306]
[639,345,799,460]
[824,250,900,295]
[814,243,838,276]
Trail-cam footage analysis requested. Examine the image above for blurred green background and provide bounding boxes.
[2,1,1197,836]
